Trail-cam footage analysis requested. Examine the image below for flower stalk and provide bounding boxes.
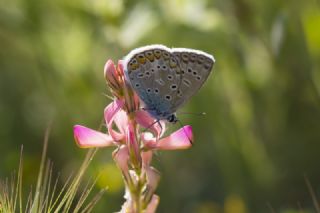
[73,60,193,213]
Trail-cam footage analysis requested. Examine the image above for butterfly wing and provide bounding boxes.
[123,45,183,119]
[123,45,215,119]
[169,49,215,112]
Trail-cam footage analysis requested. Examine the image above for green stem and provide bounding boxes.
[129,167,144,213]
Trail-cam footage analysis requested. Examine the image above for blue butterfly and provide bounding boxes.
[124,44,215,123]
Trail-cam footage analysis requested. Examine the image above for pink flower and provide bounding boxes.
[104,60,125,99]
[73,125,114,148]
[135,110,165,139]
[104,60,139,114]
[144,195,160,213]
[141,125,193,150]
[73,59,195,213]
[74,100,193,151]
[113,146,130,181]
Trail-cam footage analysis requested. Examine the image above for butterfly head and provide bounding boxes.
[145,107,178,123]
[167,114,178,123]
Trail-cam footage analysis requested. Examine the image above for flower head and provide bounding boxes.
[104,60,139,115]
[104,60,125,98]
[73,59,194,213]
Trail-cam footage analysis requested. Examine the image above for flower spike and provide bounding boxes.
[74,59,195,213]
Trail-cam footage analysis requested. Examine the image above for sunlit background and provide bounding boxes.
[1,0,320,212]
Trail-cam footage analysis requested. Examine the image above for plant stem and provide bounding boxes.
[131,170,144,213]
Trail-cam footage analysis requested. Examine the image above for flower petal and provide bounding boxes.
[141,150,153,167]
[104,60,118,85]
[143,167,160,206]
[104,99,124,124]
[145,125,193,150]
[117,60,125,76]
[73,125,114,148]
[144,195,160,213]
[145,166,160,192]
[135,110,165,138]
[104,100,126,142]
[113,110,129,134]
[125,122,141,167]
[113,145,130,177]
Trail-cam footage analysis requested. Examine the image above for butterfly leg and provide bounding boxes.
[142,119,161,137]
[156,119,162,141]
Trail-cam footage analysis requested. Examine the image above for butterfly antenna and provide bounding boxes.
[140,108,163,137]
[177,112,206,116]
[177,119,193,145]
[143,119,163,139]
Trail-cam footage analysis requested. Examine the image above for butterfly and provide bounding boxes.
[123,44,215,123]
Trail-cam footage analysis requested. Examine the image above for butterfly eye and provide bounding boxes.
[167,115,176,123]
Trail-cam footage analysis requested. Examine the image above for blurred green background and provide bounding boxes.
[1,0,320,212]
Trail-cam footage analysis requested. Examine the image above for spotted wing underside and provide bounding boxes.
[124,45,215,118]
